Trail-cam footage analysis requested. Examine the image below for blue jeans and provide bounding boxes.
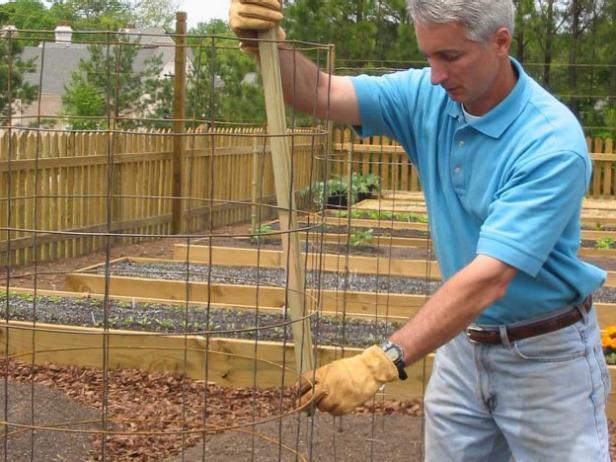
[424,307,611,461]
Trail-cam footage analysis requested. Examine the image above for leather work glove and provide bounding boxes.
[229,0,286,53]
[298,346,399,416]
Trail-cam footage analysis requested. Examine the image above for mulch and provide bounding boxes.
[1,358,615,460]
[0,359,423,461]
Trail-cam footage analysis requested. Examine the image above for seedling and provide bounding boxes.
[350,229,374,246]
[595,237,614,250]
[250,224,274,243]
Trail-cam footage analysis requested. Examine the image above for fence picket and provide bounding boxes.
[2,127,613,266]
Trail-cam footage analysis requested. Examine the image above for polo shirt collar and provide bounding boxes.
[446,57,531,139]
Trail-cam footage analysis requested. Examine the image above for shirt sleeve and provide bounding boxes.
[350,70,430,163]
[477,150,589,277]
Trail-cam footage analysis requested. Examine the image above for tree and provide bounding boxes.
[130,0,179,29]
[0,0,59,45]
[62,36,167,129]
[187,20,266,124]
[0,31,37,124]
[51,0,131,26]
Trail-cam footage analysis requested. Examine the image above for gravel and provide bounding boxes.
[87,260,616,303]
[90,260,442,295]
[1,293,403,348]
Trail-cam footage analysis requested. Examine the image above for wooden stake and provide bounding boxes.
[172,12,187,234]
[258,29,314,374]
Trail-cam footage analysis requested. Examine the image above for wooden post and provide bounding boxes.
[258,29,314,374]
[172,12,187,234]
[251,138,258,233]
[325,44,336,163]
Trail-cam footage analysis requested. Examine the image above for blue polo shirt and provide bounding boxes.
[351,58,606,325]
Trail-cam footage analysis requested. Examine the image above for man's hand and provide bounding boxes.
[229,0,286,53]
[298,346,399,416]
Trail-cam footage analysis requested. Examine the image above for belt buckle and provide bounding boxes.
[465,326,484,344]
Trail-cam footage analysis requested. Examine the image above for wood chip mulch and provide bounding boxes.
[2,358,611,460]
[0,359,422,461]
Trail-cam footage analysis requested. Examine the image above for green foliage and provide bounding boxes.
[595,236,615,250]
[62,80,105,129]
[0,1,58,44]
[130,0,178,29]
[351,171,381,195]
[308,173,383,209]
[250,223,273,243]
[187,21,266,124]
[62,36,167,129]
[50,0,132,32]
[333,208,429,223]
[285,0,420,69]
[349,228,373,246]
[0,34,37,124]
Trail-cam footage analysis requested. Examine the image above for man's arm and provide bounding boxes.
[297,255,518,415]
[390,255,518,365]
[229,0,361,125]
[277,46,361,125]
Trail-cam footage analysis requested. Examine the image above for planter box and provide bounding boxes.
[172,245,441,280]
[63,257,430,320]
[0,316,614,417]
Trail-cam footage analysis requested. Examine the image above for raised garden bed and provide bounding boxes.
[172,245,440,279]
[64,257,440,319]
[2,292,402,348]
[61,257,616,327]
[0,290,428,403]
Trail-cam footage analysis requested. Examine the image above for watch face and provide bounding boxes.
[382,342,402,362]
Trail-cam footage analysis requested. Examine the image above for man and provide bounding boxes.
[230,0,610,460]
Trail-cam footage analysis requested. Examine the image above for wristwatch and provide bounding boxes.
[379,340,408,380]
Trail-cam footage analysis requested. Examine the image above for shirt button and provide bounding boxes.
[454,165,462,173]
[458,140,465,147]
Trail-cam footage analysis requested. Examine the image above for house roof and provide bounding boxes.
[21,27,177,95]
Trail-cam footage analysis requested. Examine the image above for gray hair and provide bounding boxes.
[407,0,515,45]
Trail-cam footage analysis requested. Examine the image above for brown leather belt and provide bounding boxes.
[466,295,593,345]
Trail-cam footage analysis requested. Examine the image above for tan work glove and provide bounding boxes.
[298,345,399,416]
[229,0,286,53]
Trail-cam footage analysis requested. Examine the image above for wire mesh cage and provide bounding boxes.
[0,20,429,461]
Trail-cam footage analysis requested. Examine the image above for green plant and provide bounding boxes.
[368,210,381,220]
[350,209,364,219]
[250,224,273,243]
[595,237,614,250]
[362,173,381,193]
[350,228,374,246]
[380,211,395,221]
[155,318,175,330]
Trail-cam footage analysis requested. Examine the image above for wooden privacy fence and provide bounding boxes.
[332,128,616,198]
[0,127,326,266]
[2,125,614,267]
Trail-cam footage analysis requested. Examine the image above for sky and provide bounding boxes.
[180,0,231,29]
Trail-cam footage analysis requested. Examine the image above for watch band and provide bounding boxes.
[379,341,408,380]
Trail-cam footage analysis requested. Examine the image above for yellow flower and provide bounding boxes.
[601,325,616,351]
